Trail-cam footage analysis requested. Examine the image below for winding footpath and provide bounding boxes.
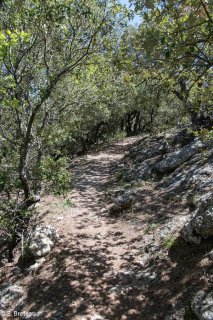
[36,136,149,320]
[2,135,210,320]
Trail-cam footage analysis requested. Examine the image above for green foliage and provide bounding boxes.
[130,0,212,129]
[64,198,73,208]
[116,169,124,180]
[114,131,127,141]
[0,0,126,251]
[0,0,212,257]
[21,240,32,264]
[0,210,17,244]
[41,156,70,195]
[163,236,179,249]
[20,209,32,219]
[194,128,213,145]
[0,0,123,203]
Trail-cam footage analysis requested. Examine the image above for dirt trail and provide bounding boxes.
[41,136,143,261]
[33,136,150,319]
[3,136,212,320]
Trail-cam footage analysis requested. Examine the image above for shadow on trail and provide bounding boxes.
[3,135,213,319]
[68,137,145,215]
[13,236,212,319]
[17,237,140,319]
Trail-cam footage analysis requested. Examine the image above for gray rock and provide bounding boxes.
[0,284,24,312]
[118,189,137,202]
[157,147,213,196]
[81,315,104,320]
[113,188,137,198]
[29,226,59,257]
[112,188,126,197]
[171,128,194,147]
[192,290,213,320]
[124,155,162,182]
[123,137,168,182]
[155,139,203,173]
[180,220,201,244]
[90,315,104,320]
[164,303,187,320]
[134,254,150,268]
[209,250,213,260]
[137,161,153,180]
[0,259,8,266]
[131,139,168,163]
[11,267,21,275]
[115,194,132,207]
[181,193,213,243]
[28,257,46,272]
[109,191,135,215]
[116,271,135,285]
[143,270,158,282]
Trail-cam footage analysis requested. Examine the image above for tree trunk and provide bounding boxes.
[173,82,213,131]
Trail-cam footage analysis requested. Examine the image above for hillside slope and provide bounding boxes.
[1,132,213,320]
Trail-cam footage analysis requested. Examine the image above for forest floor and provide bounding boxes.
[1,136,213,320]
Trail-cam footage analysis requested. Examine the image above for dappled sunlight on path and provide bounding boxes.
[2,135,212,320]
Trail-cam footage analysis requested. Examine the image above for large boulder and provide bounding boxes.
[191,290,213,320]
[157,147,213,196]
[155,139,204,173]
[124,155,162,182]
[129,138,168,164]
[181,193,213,244]
[122,137,169,183]
[29,226,59,257]
[124,160,151,182]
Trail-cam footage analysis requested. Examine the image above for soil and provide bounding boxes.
[1,136,213,320]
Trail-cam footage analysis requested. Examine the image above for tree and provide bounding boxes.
[130,0,213,129]
[0,0,120,257]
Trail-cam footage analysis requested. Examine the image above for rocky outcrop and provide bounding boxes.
[126,136,166,159]
[171,128,194,147]
[123,137,168,182]
[191,290,213,320]
[155,139,204,173]
[181,193,213,244]
[0,284,24,317]
[28,257,46,273]
[157,147,213,198]
[124,155,162,182]
[29,226,59,257]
